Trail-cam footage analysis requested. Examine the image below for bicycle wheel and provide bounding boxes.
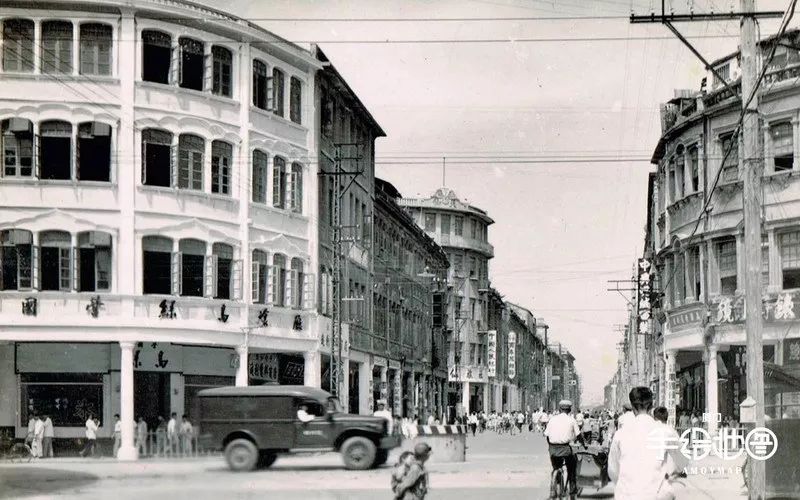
[550,469,564,499]
[9,443,32,463]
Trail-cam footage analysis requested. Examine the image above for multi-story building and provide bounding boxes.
[0,0,326,458]
[644,29,800,431]
[371,178,449,420]
[400,188,494,415]
[506,302,548,411]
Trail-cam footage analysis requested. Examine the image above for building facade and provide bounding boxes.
[643,29,800,430]
[0,0,327,458]
[400,188,493,415]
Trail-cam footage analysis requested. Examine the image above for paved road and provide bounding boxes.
[0,429,743,499]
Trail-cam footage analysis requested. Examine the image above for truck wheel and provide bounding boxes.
[373,449,389,467]
[341,436,377,470]
[257,451,277,469]
[224,438,258,472]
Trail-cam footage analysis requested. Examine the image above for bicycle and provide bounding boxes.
[1,438,33,463]
[549,460,577,500]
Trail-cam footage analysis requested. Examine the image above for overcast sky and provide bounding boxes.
[212,0,792,405]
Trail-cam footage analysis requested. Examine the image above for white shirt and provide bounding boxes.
[33,419,44,438]
[617,411,635,429]
[43,418,54,438]
[544,412,580,444]
[167,418,177,436]
[297,409,315,423]
[85,419,98,439]
[426,415,435,425]
[114,420,121,434]
[373,409,393,433]
[608,413,676,499]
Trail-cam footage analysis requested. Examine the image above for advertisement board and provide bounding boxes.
[508,331,516,379]
[487,330,497,377]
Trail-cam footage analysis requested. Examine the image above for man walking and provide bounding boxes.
[42,414,54,458]
[112,414,122,457]
[392,442,432,500]
[544,400,580,497]
[373,401,394,434]
[80,414,98,458]
[31,414,44,458]
[608,387,683,499]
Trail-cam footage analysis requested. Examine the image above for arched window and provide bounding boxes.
[179,238,205,297]
[1,118,33,178]
[252,150,268,203]
[289,76,302,124]
[0,229,33,290]
[77,231,112,292]
[41,21,73,74]
[272,253,286,306]
[290,162,303,213]
[142,236,172,295]
[142,30,171,84]
[251,249,268,304]
[291,258,304,309]
[211,140,232,195]
[272,68,285,117]
[39,120,72,180]
[77,122,111,182]
[212,243,233,299]
[252,59,269,110]
[79,23,112,76]
[142,129,173,187]
[2,19,34,73]
[39,230,71,291]
[178,37,203,91]
[211,46,232,97]
[273,156,286,208]
[178,134,204,190]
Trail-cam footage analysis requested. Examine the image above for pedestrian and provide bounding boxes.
[80,414,98,458]
[155,416,167,456]
[136,416,148,456]
[180,415,193,455]
[167,412,178,455]
[42,414,54,458]
[392,442,432,499]
[31,414,44,458]
[608,388,684,499]
[468,413,478,436]
[25,415,35,447]
[112,414,121,457]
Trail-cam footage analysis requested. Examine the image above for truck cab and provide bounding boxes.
[197,385,400,471]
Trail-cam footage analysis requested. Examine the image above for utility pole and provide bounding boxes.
[630,3,786,498]
[740,0,766,496]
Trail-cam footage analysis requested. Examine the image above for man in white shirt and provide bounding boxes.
[297,404,315,423]
[373,401,393,434]
[609,387,682,499]
[31,415,44,458]
[80,414,98,458]
[42,414,54,458]
[112,414,122,457]
[167,412,178,455]
[544,400,581,496]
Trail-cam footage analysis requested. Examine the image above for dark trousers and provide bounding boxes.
[549,452,577,493]
[80,438,96,457]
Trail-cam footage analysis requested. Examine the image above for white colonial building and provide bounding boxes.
[0,0,327,458]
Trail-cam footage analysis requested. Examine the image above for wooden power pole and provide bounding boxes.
[740,0,766,496]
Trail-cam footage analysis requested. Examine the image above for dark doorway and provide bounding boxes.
[348,361,359,414]
[134,372,170,430]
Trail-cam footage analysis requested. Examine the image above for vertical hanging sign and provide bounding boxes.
[637,258,653,335]
[487,330,497,377]
[508,331,516,379]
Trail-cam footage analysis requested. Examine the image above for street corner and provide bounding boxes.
[0,465,100,498]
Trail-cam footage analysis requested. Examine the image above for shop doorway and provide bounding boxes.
[134,372,170,430]
[348,361,360,414]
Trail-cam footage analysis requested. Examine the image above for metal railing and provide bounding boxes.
[135,431,217,458]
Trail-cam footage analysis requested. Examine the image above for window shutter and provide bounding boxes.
[170,144,178,187]
[272,166,281,206]
[292,171,302,213]
[252,70,258,107]
[171,251,182,295]
[286,268,295,309]
[266,76,274,111]
[205,255,217,298]
[203,51,213,92]
[232,259,242,300]
[303,273,315,310]
[59,247,71,291]
[75,134,81,180]
[267,264,277,305]
[30,246,38,290]
[141,141,147,185]
[34,134,41,179]
[251,261,260,303]
[169,45,180,85]
[286,171,294,211]
[72,246,80,291]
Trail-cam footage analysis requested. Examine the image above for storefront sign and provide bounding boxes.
[785,338,800,365]
[487,330,497,377]
[249,353,279,382]
[637,258,653,334]
[448,365,487,383]
[133,342,182,371]
[393,376,402,416]
[667,304,705,329]
[508,331,516,379]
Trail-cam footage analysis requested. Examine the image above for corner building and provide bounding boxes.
[0,0,325,458]
[400,188,493,417]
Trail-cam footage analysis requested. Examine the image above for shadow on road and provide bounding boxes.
[0,467,99,498]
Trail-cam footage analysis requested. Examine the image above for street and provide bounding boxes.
[0,430,745,500]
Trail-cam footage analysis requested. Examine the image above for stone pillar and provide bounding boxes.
[235,346,248,387]
[461,381,470,416]
[358,361,371,415]
[117,342,137,460]
[379,366,388,402]
[706,345,719,436]
[117,10,136,309]
[768,228,780,293]
[304,350,321,388]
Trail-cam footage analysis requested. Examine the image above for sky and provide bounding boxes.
[207,0,793,405]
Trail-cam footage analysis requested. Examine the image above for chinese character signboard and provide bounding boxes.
[637,258,653,335]
[249,353,279,383]
[487,330,497,377]
[785,338,800,365]
[508,331,516,379]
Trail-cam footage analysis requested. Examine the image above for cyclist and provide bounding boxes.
[544,399,580,497]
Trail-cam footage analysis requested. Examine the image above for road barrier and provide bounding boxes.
[399,425,467,463]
